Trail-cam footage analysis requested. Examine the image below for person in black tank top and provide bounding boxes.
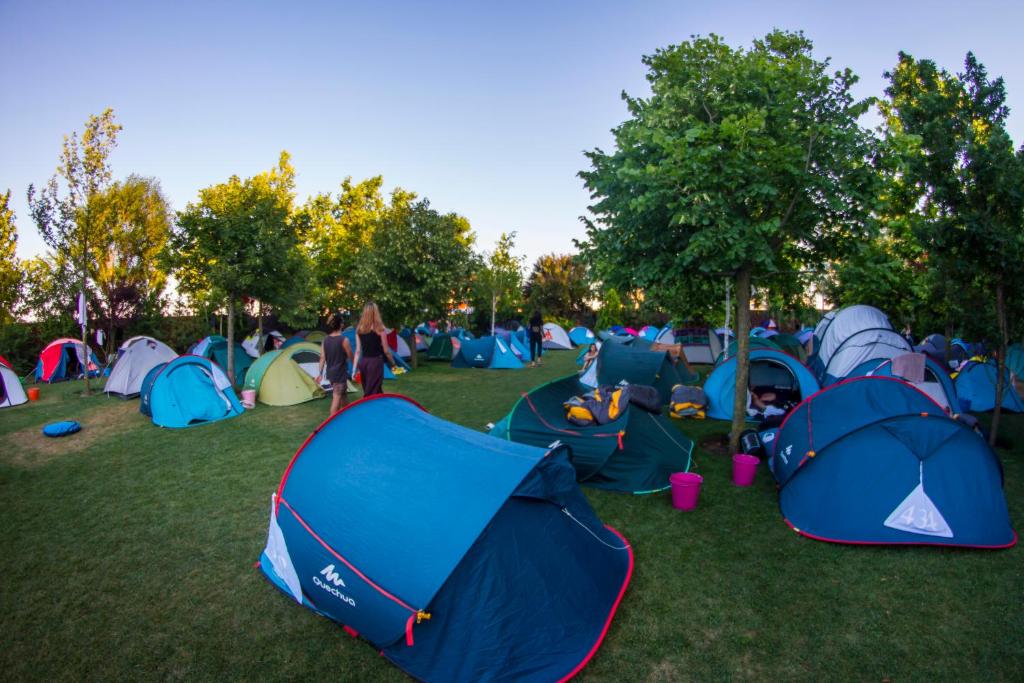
[318,313,355,414]
[352,301,396,396]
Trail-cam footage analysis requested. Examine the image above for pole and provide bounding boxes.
[723,278,731,361]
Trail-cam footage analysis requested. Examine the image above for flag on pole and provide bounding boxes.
[77,292,87,329]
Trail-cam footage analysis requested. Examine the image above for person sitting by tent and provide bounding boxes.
[747,385,788,425]
[580,343,599,373]
[318,313,354,415]
[352,301,397,397]
[528,309,544,367]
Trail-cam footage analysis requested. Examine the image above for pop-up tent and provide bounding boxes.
[140,355,245,428]
[427,334,455,361]
[568,326,595,346]
[492,375,694,494]
[704,349,820,421]
[244,342,326,406]
[104,336,177,398]
[451,336,523,369]
[0,361,27,408]
[581,341,699,404]
[715,336,784,364]
[809,305,912,383]
[954,360,1024,413]
[1007,343,1023,378]
[769,376,1016,548]
[846,354,958,413]
[260,393,632,682]
[541,322,573,350]
[191,336,252,386]
[35,338,101,383]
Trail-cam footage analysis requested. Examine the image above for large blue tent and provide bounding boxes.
[139,355,244,428]
[259,394,632,682]
[770,376,1015,548]
[954,360,1024,413]
[451,336,523,369]
[703,349,820,421]
[845,354,958,413]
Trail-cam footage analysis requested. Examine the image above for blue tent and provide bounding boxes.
[770,376,1015,548]
[704,349,820,421]
[569,326,595,346]
[259,394,633,682]
[139,355,244,428]
[954,360,1024,413]
[845,354,958,413]
[451,336,523,369]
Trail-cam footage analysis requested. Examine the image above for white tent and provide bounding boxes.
[541,323,573,350]
[811,305,911,381]
[386,329,413,359]
[105,336,177,398]
[0,363,27,408]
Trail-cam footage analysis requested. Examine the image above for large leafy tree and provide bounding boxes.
[90,175,173,354]
[580,31,878,451]
[0,190,20,324]
[170,152,304,384]
[472,232,526,334]
[523,253,591,322]
[28,108,121,394]
[883,52,1024,445]
[299,176,386,315]
[349,194,476,365]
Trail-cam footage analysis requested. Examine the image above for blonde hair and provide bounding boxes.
[356,301,385,334]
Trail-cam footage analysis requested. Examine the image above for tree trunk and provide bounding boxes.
[944,323,953,369]
[81,217,91,396]
[728,268,752,454]
[409,321,418,369]
[491,292,497,336]
[989,282,1007,447]
[257,300,264,357]
[226,297,236,388]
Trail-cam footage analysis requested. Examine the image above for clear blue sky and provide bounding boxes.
[3,0,1023,266]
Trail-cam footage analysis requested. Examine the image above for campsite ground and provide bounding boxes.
[1,351,1022,681]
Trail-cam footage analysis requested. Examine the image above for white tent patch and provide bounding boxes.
[883,481,953,538]
[265,494,304,603]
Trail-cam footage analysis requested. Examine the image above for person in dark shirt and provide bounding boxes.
[352,301,396,396]
[528,310,544,367]
[318,313,354,415]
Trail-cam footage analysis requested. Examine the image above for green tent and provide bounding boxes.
[769,333,807,362]
[427,334,454,361]
[715,336,783,364]
[587,340,699,403]
[491,375,693,494]
[243,342,327,406]
[204,339,252,386]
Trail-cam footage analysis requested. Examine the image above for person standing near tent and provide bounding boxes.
[318,313,354,414]
[528,309,544,367]
[352,301,397,396]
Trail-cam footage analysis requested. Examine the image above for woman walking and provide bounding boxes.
[352,301,397,397]
[528,309,544,367]
[317,313,354,415]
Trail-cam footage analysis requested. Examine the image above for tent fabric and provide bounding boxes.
[0,363,28,408]
[541,323,573,350]
[451,336,523,369]
[261,394,632,682]
[1007,343,1024,379]
[493,375,694,494]
[818,329,913,385]
[0,354,11,369]
[244,342,326,406]
[704,349,820,421]
[954,361,1024,413]
[846,355,958,413]
[770,376,1016,548]
[104,336,177,398]
[583,340,698,403]
[716,337,783,364]
[568,326,595,346]
[427,334,455,361]
[140,355,244,428]
[35,338,101,383]
[770,333,807,362]
[810,305,896,377]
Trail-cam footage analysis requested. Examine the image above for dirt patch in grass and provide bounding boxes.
[0,400,141,468]
[698,433,731,457]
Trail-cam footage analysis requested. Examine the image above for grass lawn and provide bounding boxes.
[1,351,1022,681]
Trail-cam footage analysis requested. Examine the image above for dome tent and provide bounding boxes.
[104,336,177,398]
[0,362,27,408]
[451,336,523,369]
[703,349,820,421]
[541,322,573,350]
[140,356,245,428]
[846,353,958,413]
[770,376,1015,548]
[809,305,912,383]
[243,342,326,406]
[35,338,101,383]
[568,326,595,346]
[260,393,632,682]
[192,335,252,386]
[580,340,699,405]
[954,360,1024,413]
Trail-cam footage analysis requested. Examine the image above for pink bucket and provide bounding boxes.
[241,389,257,408]
[732,453,759,486]
[669,472,703,510]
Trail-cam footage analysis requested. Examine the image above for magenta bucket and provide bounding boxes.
[732,453,759,486]
[669,472,703,510]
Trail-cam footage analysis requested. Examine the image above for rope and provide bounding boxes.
[561,507,631,551]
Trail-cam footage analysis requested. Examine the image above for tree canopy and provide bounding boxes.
[0,190,20,324]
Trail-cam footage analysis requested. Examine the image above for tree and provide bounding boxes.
[299,176,387,316]
[90,175,172,354]
[349,194,476,365]
[883,52,1024,446]
[472,232,525,334]
[580,31,878,451]
[0,190,20,324]
[170,152,302,385]
[28,108,121,394]
[523,253,591,322]
[595,288,624,331]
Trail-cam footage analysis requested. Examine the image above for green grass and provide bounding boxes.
[1,352,1022,681]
